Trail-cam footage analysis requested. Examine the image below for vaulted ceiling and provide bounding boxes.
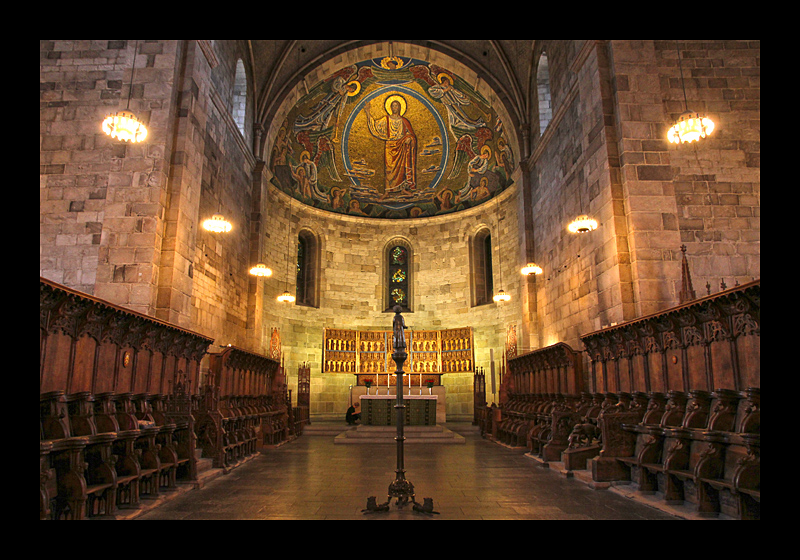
[246,40,540,159]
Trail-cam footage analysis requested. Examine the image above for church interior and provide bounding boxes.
[40,40,760,520]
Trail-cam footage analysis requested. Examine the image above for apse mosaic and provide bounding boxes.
[270,55,515,219]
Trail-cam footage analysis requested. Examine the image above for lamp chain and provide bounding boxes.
[127,40,139,111]
[676,40,689,111]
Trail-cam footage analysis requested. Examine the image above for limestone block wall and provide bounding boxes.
[526,40,759,352]
[41,40,262,360]
[260,180,522,421]
[40,40,182,313]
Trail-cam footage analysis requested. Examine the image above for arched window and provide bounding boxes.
[536,52,552,135]
[385,241,412,312]
[296,229,319,307]
[471,227,493,306]
[233,59,248,137]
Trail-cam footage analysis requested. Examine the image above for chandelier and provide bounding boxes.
[249,263,273,277]
[668,40,715,144]
[567,215,598,234]
[102,110,148,143]
[520,262,543,276]
[202,214,233,233]
[277,290,296,303]
[668,111,715,144]
[492,289,510,303]
[102,40,148,143]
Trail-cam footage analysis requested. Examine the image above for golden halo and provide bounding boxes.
[436,72,454,84]
[380,56,404,70]
[481,145,492,158]
[384,94,407,116]
[346,80,361,97]
[300,150,311,162]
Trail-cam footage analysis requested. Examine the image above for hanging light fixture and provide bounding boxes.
[277,223,295,303]
[202,214,233,233]
[492,197,511,303]
[567,215,598,234]
[202,169,233,233]
[249,263,273,277]
[493,289,511,303]
[566,143,597,233]
[520,262,543,276]
[102,40,148,143]
[277,290,295,303]
[668,40,715,144]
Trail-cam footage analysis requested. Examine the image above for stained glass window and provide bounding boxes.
[391,246,406,265]
[387,244,410,311]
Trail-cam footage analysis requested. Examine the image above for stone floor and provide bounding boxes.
[135,423,680,520]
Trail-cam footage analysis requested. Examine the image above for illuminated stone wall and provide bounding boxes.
[525,40,759,352]
[260,177,522,421]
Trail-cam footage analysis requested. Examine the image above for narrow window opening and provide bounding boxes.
[537,52,552,135]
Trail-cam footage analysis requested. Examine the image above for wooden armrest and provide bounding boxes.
[86,482,114,495]
[667,469,694,480]
[737,487,760,500]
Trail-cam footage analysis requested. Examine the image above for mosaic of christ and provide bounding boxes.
[270,56,515,219]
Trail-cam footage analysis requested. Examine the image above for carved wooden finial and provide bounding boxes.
[679,245,696,304]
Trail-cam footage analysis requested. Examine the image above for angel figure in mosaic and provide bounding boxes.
[427,72,487,133]
[455,146,492,203]
[293,74,361,135]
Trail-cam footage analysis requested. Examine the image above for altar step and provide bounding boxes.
[302,422,357,436]
[333,424,465,444]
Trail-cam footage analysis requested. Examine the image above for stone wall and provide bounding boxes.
[525,40,759,353]
[260,179,522,421]
[40,40,182,313]
[40,40,260,357]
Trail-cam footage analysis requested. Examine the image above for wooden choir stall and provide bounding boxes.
[195,345,287,472]
[479,280,760,520]
[40,277,212,520]
[40,277,300,520]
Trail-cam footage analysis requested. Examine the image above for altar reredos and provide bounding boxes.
[269,54,515,219]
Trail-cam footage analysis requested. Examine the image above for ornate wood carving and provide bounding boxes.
[40,277,214,396]
[580,280,759,394]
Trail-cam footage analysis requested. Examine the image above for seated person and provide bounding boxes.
[346,402,361,425]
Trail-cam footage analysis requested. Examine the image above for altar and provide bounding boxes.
[360,394,438,426]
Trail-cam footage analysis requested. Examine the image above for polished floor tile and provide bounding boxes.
[136,423,679,520]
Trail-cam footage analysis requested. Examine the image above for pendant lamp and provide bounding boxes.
[102,40,148,143]
[667,40,715,144]
[249,263,273,277]
[492,197,511,303]
[520,262,543,276]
